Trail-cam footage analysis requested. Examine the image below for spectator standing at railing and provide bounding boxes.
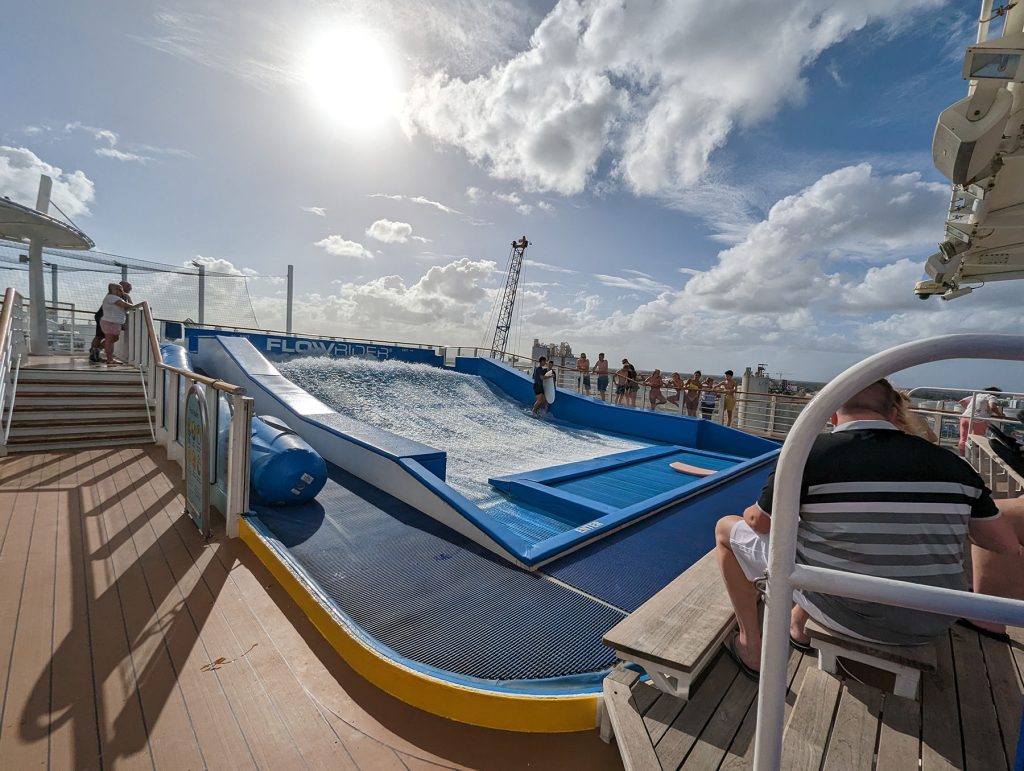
[625,360,639,407]
[719,370,738,427]
[958,386,1004,455]
[646,369,668,410]
[95,282,139,366]
[593,353,609,401]
[614,362,628,405]
[700,377,718,419]
[666,372,685,407]
[683,371,702,417]
[89,280,134,363]
[576,353,591,396]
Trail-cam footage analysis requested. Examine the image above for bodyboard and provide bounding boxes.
[543,371,556,404]
[669,461,715,477]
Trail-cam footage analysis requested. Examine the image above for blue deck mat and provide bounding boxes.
[251,463,624,682]
[542,463,774,612]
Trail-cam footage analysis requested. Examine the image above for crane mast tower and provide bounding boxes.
[490,236,529,358]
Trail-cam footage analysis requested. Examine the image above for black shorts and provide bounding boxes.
[582,375,591,388]
[533,385,544,396]
[597,375,608,392]
[94,311,103,340]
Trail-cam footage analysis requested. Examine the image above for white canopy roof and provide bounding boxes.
[0,196,94,250]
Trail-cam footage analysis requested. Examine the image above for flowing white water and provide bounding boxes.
[277,357,645,503]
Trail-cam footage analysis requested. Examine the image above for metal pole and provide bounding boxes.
[121,263,128,283]
[50,264,58,315]
[286,264,294,333]
[28,174,52,355]
[196,263,206,325]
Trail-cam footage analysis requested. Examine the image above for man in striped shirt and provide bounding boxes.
[715,379,1023,679]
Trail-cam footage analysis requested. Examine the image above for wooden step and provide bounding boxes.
[18,369,140,383]
[8,422,152,438]
[15,395,149,408]
[17,382,144,395]
[5,435,154,453]
[11,408,152,422]
[602,549,736,699]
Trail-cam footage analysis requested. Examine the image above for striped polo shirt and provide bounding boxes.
[758,420,998,645]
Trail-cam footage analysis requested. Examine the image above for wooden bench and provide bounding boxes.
[805,618,937,699]
[602,549,736,700]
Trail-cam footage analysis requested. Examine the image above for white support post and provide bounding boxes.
[224,394,253,538]
[286,264,294,333]
[28,175,52,355]
[50,264,58,318]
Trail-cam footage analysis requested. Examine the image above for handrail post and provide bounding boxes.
[224,395,253,538]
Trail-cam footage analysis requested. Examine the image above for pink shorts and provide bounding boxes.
[99,319,122,336]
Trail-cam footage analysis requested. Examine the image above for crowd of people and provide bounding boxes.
[561,353,739,425]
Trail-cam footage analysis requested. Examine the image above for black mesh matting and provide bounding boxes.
[252,463,623,682]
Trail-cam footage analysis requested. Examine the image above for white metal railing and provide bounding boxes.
[753,334,1024,769]
[121,304,254,538]
[0,288,28,450]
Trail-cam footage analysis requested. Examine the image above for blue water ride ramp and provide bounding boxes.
[195,335,778,568]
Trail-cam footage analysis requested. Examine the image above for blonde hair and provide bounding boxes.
[893,390,939,443]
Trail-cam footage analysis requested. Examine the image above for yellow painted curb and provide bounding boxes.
[240,518,599,732]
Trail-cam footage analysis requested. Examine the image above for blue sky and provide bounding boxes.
[1,0,1021,388]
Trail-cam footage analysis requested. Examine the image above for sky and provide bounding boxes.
[1,0,1021,389]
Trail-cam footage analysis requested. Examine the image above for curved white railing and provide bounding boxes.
[0,288,27,451]
[753,333,1024,770]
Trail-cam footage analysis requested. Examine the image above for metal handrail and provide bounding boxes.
[2,354,20,442]
[753,334,1024,769]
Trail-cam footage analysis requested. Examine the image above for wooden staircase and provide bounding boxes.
[5,365,154,453]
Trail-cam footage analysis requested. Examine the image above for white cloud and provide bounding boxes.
[594,273,672,294]
[411,235,431,243]
[0,146,96,218]
[537,200,554,212]
[826,60,845,87]
[466,186,483,202]
[95,147,151,163]
[494,191,533,215]
[369,192,461,215]
[301,206,326,216]
[680,163,946,313]
[366,219,414,243]
[404,0,941,197]
[525,259,576,275]
[314,235,373,259]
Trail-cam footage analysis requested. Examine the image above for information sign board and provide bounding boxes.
[184,383,210,537]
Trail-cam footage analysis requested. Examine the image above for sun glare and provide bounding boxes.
[302,27,400,130]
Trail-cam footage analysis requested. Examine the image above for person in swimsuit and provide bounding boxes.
[683,370,702,417]
[666,372,685,407]
[646,369,668,410]
[593,353,609,401]
[531,356,551,415]
[719,369,738,427]
[576,353,591,396]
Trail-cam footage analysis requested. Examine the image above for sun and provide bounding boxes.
[301,27,401,130]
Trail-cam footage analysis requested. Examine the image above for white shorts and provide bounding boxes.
[728,520,885,644]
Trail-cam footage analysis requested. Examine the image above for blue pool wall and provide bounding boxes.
[455,356,778,459]
[183,326,446,367]
[195,334,778,569]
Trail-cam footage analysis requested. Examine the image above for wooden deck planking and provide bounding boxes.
[779,666,842,771]
[87,448,206,771]
[116,447,359,771]
[980,632,1024,767]
[820,681,883,771]
[105,446,260,770]
[112,448,313,770]
[48,452,104,771]
[874,693,922,771]
[0,446,625,770]
[921,631,966,771]
[0,453,57,769]
[950,623,1009,770]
